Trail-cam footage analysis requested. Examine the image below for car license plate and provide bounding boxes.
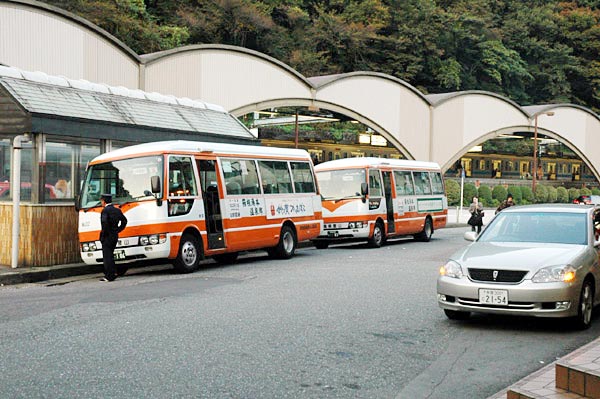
[479,289,508,305]
[114,250,126,260]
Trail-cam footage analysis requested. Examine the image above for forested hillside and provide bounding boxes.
[42,0,600,111]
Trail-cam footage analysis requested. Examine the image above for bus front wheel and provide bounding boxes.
[269,225,297,259]
[173,233,202,273]
[368,222,384,248]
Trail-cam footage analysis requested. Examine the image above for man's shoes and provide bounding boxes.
[99,277,115,282]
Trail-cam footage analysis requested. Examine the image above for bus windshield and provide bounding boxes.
[316,168,365,200]
[79,155,164,209]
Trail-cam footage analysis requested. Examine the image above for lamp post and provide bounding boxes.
[532,111,554,192]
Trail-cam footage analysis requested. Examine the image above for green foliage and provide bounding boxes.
[534,185,548,203]
[477,185,493,207]
[507,186,522,204]
[41,0,600,112]
[568,187,581,201]
[581,187,592,196]
[445,179,460,206]
[492,185,507,204]
[521,186,534,204]
[593,188,600,195]
[556,186,569,203]
[463,183,478,205]
[546,185,558,203]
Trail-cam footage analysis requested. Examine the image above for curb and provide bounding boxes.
[0,263,102,286]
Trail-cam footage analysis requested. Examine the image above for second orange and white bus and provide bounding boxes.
[77,140,322,273]
[312,157,447,248]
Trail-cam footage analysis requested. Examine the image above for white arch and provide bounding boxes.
[2,0,600,180]
[0,0,139,87]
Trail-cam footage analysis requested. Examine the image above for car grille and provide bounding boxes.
[468,268,528,283]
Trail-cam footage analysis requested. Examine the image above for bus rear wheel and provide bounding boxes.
[173,233,202,273]
[269,225,297,259]
[415,218,433,242]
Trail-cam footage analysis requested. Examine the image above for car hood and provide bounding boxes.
[452,242,587,272]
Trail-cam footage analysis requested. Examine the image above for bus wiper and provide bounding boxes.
[335,194,361,202]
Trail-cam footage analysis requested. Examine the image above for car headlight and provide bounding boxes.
[439,260,463,278]
[532,265,576,283]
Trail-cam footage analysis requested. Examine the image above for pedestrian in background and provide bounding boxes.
[468,196,484,234]
[496,193,515,214]
[99,193,127,282]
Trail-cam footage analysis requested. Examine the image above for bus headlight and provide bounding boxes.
[81,242,97,252]
[149,235,159,245]
[140,236,149,245]
[82,243,89,252]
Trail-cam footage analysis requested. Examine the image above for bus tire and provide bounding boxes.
[213,252,239,265]
[415,217,433,242]
[314,241,329,249]
[173,233,202,273]
[270,225,297,259]
[367,221,384,248]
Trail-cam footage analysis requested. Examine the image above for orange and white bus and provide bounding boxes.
[312,157,447,248]
[77,140,322,272]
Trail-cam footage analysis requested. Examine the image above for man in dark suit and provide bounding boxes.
[99,194,127,282]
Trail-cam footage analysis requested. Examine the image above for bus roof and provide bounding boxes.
[314,157,441,171]
[91,141,312,164]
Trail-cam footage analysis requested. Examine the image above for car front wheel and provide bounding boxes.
[574,279,594,330]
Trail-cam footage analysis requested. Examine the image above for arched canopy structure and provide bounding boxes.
[1,0,600,180]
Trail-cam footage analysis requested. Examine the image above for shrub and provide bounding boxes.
[568,187,580,202]
[463,183,478,205]
[534,185,548,203]
[492,185,507,204]
[507,186,523,205]
[521,186,534,204]
[592,188,600,195]
[477,185,493,207]
[546,185,558,203]
[445,179,460,206]
[581,187,592,196]
[556,186,569,203]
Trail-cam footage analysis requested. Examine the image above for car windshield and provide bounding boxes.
[79,155,163,209]
[478,211,588,245]
[316,168,366,200]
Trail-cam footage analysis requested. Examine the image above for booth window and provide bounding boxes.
[0,137,33,201]
[45,139,100,202]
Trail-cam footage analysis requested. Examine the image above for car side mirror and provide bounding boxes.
[464,231,478,241]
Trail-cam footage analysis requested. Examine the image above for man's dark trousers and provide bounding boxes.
[101,236,118,281]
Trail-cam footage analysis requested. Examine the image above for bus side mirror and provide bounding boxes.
[151,176,162,206]
[361,182,368,203]
[151,176,161,193]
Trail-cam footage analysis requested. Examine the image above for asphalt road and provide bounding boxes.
[1,227,600,399]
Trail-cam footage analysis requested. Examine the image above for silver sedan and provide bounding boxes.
[437,204,600,329]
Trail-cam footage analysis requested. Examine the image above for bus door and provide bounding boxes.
[382,171,395,234]
[196,159,225,250]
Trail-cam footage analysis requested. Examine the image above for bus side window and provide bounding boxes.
[368,169,382,197]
